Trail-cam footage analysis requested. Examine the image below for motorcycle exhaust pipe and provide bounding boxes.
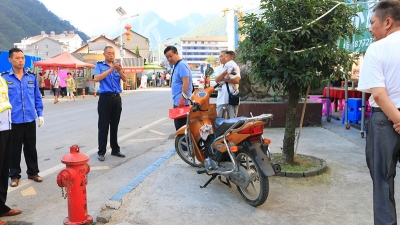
[272,164,281,174]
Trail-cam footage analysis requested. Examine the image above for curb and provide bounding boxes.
[273,153,328,178]
[96,148,176,223]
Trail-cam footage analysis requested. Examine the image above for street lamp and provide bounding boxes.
[158,36,170,65]
[115,6,138,90]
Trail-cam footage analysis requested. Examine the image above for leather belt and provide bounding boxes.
[372,107,400,113]
[101,93,120,97]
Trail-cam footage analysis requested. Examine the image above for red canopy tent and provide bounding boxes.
[33,52,95,69]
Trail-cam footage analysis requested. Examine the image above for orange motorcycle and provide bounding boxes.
[173,81,280,207]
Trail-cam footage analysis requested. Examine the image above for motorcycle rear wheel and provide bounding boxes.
[175,134,202,167]
[236,151,269,207]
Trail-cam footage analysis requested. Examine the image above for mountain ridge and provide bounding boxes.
[0,0,90,50]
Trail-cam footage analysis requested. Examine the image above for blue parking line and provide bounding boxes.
[110,147,176,201]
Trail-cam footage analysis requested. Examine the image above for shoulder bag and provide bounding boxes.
[225,83,240,106]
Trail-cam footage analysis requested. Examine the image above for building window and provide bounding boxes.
[45,45,48,48]
[201,41,204,44]
[195,41,197,44]
[183,41,185,44]
[46,52,49,56]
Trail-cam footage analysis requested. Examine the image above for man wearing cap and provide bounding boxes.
[1,48,44,187]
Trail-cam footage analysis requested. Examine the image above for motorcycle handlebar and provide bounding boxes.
[193,102,200,112]
[213,83,220,89]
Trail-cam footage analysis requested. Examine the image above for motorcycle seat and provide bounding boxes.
[213,117,247,137]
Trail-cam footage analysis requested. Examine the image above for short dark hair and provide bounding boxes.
[67,72,72,75]
[164,46,177,55]
[9,48,23,58]
[373,0,400,25]
[225,51,236,60]
[104,46,114,52]
[220,50,227,54]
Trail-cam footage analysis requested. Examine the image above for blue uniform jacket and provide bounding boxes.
[1,69,43,124]
[93,61,122,94]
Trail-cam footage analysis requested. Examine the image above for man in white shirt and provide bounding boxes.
[215,51,241,118]
[357,1,400,224]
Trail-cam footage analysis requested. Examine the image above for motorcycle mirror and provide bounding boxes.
[205,67,214,77]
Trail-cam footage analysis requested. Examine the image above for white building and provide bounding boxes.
[14,31,83,59]
[180,36,228,71]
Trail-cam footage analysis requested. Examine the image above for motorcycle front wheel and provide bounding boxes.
[175,134,202,167]
[236,151,269,207]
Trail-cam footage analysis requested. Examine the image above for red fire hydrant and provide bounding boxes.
[57,145,93,225]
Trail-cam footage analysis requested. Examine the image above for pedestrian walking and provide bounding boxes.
[358,1,400,224]
[38,72,45,98]
[166,72,171,87]
[58,70,68,98]
[1,48,44,187]
[152,73,156,87]
[66,72,76,102]
[93,46,127,161]
[50,71,60,104]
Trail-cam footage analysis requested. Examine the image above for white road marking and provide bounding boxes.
[8,117,169,194]
[125,138,165,143]
[91,166,110,171]
[21,187,37,196]
[149,129,166,136]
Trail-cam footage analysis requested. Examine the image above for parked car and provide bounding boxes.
[191,72,204,89]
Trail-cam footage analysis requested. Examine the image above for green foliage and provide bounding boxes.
[237,0,360,164]
[205,56,216,65]
[135,46,140,56]
[0,0,90,50]
[238,0,360,95]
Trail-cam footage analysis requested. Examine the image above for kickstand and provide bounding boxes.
[200,174,218,188]
[218,176,231,188]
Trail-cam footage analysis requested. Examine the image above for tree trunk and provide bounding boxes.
[281,83,300,165]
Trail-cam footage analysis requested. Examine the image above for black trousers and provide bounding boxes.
[60,87,67,97]
[98,94,122,156]
[9,121,39,180]
[39,87,45,96]
[366,111,400,225]
[173,104,187,131]
[0,130,11,214]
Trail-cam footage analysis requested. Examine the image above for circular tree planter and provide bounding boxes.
[271,153,327,178]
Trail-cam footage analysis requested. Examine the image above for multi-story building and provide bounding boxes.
[113,30,151,62]
[73,34,145,90]
[180,36,228,71]
[14,31,83,59]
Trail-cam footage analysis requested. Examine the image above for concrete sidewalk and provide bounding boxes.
[96,116,399,225]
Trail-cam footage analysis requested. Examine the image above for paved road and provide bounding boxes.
[4,88,175,225]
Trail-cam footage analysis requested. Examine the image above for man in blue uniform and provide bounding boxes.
[93,46,127,161]
[1,48,44,187]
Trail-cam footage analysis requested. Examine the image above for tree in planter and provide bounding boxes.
[238,0,360,164]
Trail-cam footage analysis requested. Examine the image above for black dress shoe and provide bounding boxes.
[98,155,105,161]
[111,152,125,158]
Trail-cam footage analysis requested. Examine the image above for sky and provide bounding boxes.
[38,0,260,36]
